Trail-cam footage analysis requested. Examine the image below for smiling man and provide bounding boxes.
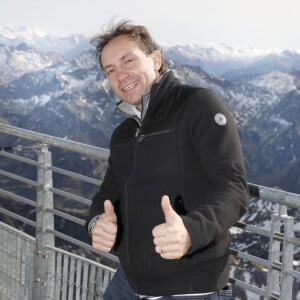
[86,20,249,300]
[101,34,162,111]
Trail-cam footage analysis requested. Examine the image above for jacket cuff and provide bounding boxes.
[87,215,100,236]
[181,215,204,255]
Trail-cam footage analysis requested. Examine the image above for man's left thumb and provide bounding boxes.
[161,195,177,223]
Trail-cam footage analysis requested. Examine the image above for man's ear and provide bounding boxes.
[151,49,162,71]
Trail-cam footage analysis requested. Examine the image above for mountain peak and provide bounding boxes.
[0,25,48,40]
[0,26,90,57]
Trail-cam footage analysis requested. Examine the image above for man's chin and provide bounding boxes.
[122,98,142,107]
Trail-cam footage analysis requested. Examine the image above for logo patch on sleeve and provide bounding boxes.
[214,113,227,126]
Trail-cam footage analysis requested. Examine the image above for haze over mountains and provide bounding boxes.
[0,26,299,193]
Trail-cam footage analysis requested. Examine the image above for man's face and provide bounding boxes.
[101,35,162,111]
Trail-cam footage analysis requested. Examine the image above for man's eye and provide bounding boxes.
[106,69,114,76]
[125,59,134,65]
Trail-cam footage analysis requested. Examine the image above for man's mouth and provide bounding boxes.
[122,81,138,92]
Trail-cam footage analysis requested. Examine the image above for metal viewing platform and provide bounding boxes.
[0,122,299,300]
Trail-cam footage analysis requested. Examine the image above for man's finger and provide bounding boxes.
[161,195,178,223]
[104,199,117,223]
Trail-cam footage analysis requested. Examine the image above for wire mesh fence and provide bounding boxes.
[0,222,35,300]
[0,222,115,300]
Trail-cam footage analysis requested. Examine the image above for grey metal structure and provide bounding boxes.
[0,222,115,300]
[0,122,299,300]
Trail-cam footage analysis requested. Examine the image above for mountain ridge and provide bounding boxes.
[0,27,299,193]
[2,26,300,74]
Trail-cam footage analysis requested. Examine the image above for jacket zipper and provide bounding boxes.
[136,128,173,143]
[125,123,173,287]
[124,125,140,289]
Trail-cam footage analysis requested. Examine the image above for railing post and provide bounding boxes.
[266,213,281,299]
[280,215,294,300]
[266,203,295,300]
[33,144,55,300]
[266,204,288,299]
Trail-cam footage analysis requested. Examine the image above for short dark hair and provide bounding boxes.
[91,20,168,74]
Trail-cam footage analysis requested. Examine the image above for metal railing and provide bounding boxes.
[0,122,299,300]
[0,221,115,300]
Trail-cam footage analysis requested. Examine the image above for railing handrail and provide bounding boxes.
[0,220,115,300]
[248,182,300,209]
[0,122,109,159]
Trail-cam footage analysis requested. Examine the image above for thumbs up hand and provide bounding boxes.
[152,195,192,259]
[92,200,118,253]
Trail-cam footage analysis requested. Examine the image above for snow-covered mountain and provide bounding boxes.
[2,26,299,74]
[0,26,90,57]
[0,27,299,193]
[162,43,300,75]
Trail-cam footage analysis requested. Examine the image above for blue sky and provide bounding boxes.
[1,0,299,50]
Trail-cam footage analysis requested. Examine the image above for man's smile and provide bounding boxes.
[121,81,138,92]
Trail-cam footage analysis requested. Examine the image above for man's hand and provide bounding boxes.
[152,195,192,259]
[92,200,117,252]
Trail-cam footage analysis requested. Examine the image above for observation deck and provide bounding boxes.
[0,123,299,300]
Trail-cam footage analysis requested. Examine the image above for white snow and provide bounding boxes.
[0,25,47,41]
[8,49,53,71]
[250,71,297,94]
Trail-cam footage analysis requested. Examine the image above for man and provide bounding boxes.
[86,20,249,299]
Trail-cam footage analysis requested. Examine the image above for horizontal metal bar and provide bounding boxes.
[290,236,300,246]
[249,183,300,209]
[234,222,285,244]
[231,249,288,274]
[0,207,36,227]
[47,229,119,263]
[0,220,35,242]
[0,122,109,159]
[229,277,266,297]
[46,208,85,226]
[0,188,37,207]
[50,165,102,186]
[234,221,271,237]
[230,249,269,268]
[0,150,39,166]
[50,187,92,206]
[286,268,300,280]
[45,245,116,272]
[0,169,39,187]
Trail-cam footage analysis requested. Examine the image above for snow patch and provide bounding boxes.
[250,71,296,94]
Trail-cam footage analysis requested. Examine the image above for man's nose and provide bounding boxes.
[115,68,129,82]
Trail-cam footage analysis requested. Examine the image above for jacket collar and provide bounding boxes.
[115,71,171,120]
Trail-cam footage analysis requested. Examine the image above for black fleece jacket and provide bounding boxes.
[87,71,249,296]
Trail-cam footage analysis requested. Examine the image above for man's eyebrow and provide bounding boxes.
[120,52,133,61]
[103,63,114,72]
[103,53,134,71]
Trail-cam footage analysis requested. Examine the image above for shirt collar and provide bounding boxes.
[115,71,169,119]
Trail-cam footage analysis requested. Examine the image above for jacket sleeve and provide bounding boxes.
[85,155,121,231]
[181,88,249,254]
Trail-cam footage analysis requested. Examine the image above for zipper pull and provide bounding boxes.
[135,128,140,138]
[135,128,144,142]
[137,135,145,143]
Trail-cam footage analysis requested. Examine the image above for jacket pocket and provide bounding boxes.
[122,176,189,285]
[134,129,180,177]
[136,128,174,143]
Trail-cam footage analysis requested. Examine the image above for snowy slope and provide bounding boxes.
[0,27,299,191]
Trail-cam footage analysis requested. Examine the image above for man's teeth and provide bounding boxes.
[123,82,136,91]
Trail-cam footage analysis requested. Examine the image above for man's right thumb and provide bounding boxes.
[104,200,117,223]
